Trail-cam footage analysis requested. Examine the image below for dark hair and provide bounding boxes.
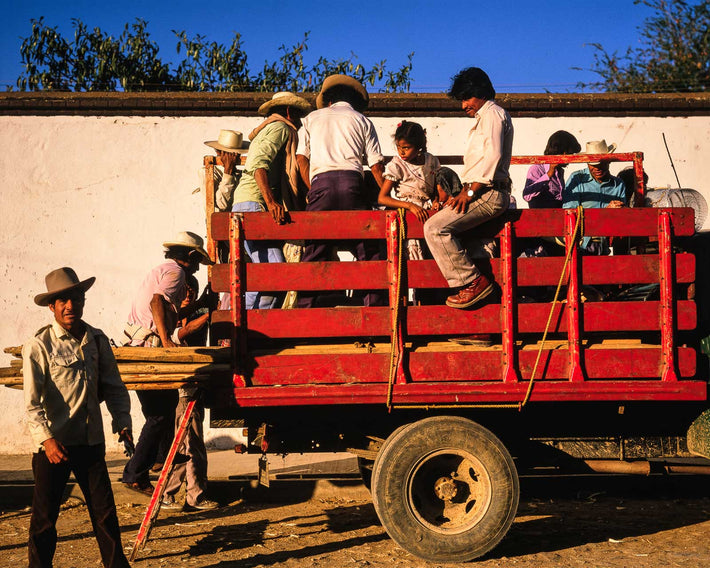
[322,85,366,112]
[267,105,305,119]
[394,121,427,152]
[185,274,199,294]
[544,130,582,155]
[165,246,194,263]
[448,67,495,101]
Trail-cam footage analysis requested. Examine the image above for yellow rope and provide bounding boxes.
[391,206,585,412]
[386,209,406,411]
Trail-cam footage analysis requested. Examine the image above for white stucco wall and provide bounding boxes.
[1,112,708,453]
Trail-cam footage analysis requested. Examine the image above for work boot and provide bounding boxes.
[445,275,494,309]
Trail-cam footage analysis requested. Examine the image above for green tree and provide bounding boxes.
[580,0,709,92]
[16,18,414,93]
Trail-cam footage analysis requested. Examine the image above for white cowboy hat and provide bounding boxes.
[315,74,369,110]
[162,231,214,265]
[204,129,249,153]
[34,267,95,306]
[258,92,312,116]
[584,140,617,164]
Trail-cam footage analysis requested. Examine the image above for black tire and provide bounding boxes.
[371,423,413,516]
[372,416,519,563]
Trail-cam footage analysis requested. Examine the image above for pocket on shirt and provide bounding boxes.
[49,352,80,369]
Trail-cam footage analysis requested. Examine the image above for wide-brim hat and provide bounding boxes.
[258,92,312,116]
[34,267,95,306]
[204,129,249,153]
[162,231,214,265]
[316,74,369,110]
[584,139,617,164]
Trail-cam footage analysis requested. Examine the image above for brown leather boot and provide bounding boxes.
[445,275,494,309]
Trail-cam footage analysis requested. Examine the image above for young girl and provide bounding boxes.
[378,121,449,260]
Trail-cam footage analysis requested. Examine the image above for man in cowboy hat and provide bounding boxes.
[296,74,386,308]
[122,232,217,504]
[230,91,311,310]
[23,267,132,567]
[563,140,627,254]
[204,129,249,212]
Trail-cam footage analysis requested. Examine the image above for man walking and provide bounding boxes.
[23,267,132,567]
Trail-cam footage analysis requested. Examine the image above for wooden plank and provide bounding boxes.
[211,253,694,293]
[212,300,695,339]
[111,346,230,363]
[246,346,695,385]
[213,208,695,242]
[233,380,707,407]
[116,363,230,374]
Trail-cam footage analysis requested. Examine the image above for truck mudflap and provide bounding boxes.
[687,408,710,459]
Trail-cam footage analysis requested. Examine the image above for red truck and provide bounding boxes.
[203,151,710,563]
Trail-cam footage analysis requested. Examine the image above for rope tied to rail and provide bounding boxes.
[386,208,407,412]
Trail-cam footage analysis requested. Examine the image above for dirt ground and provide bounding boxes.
[1,474,709,568]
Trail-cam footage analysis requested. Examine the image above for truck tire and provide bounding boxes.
[372,416,519,563]
[371,423,413,515]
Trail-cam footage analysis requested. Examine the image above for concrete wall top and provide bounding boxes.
[2,91,710,117]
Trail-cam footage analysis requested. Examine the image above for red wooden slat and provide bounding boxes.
[212,207,695,242]
[233,380,707,407]
[211,300,695,339]
[209,253,694,293]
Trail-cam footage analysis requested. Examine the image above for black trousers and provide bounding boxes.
[29,443,129,568]
[297,170,385,308]
[122,389,178,485]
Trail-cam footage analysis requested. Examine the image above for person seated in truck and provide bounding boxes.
[562,140,626,255]
[230,92,312,310]
[523,130,581,209]
[296,74,386,308]
[423,66,514,310]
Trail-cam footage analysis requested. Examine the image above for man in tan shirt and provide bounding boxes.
[23,267,132,567]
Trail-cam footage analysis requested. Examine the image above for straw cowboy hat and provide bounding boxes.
[315,74,369,110]
[584,140,617,164]
[204,129,249,153]
[258,91,312,116]
[34,267,96,306]
[162,231,214,265]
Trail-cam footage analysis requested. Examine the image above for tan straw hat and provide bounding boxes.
[315,74,369,110]
[584,140,617,165]
[204,129,248,153]
[34,267,95,306]
[258,92,312,116]
[162,231,214,265]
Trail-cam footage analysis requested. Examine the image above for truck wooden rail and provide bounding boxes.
[201,152,710,563]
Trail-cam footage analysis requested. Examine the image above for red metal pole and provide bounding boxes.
[633,152,646,205]
[500,221,519,383]
[658,211,679,382]
[230,214,247,388]
[566,209,584,382]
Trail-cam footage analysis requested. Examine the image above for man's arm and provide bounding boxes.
[254,168,287,224]
[95,332,132,436]
[22,339,68,463]
[150,293,177,348]
[296,154,311,190]
[215,150,240,211]
[370,162,385,189]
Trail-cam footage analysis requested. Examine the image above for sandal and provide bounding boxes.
[124,481,154,496]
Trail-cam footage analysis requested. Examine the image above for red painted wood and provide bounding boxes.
[211,300,696,338]
[232,380,707,407]
[247,347,695,386]
[210,253,695,293]
[211,207,695,242]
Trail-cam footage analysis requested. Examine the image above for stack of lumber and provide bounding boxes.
[1,346,232,390]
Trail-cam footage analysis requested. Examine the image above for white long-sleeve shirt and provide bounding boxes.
[461,100,514,186]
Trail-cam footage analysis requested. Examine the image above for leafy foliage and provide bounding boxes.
[580,0,709,92]
[16,18,414,93]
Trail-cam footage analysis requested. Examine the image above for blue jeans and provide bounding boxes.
[232,201,286,310]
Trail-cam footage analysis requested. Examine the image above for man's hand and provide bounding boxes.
[42,438,68,464]
[606,200,625,209]
[267,201,288,225]
[218,150,239,176]
[448,191,472,215]
[118,428,135,457]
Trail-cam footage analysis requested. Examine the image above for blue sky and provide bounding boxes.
[1,0,654,92]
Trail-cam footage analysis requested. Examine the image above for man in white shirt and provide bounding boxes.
[424,67,514,309]
[23,267,132,567]
[296,74,386,307]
